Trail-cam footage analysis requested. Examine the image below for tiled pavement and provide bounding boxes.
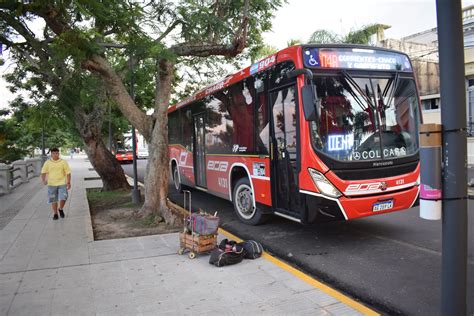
[0,157,369,315]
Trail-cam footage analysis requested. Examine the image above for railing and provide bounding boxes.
[0,158,43,195]
[9,166,22,189]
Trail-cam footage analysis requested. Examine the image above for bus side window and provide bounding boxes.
[227,79,255,153]
[206,92,233,154]
[181,108,194,152]
[255,73,270,154]
[168,111,180,144]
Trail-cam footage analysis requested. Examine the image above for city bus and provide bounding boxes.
[168,44,421,225]
[115,131,149,163]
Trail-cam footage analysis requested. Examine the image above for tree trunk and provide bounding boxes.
[82,136,130,191]
[82,55,179,224]
[140,59,178,224]
[74,106,130,191]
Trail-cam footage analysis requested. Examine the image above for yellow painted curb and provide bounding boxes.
[218,228,379,316]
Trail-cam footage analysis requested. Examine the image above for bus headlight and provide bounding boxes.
[308,168,342,198]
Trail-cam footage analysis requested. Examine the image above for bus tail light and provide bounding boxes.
[308,168,342,198]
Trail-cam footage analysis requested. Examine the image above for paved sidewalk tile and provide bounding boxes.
[0,157,369,315]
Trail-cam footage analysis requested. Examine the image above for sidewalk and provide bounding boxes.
[0,157,373,315]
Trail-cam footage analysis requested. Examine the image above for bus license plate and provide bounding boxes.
[373,200,393,212]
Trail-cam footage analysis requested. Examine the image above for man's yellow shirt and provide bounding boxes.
[41,158,71,186]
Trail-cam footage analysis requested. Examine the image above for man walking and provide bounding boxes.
[41,148,71,220]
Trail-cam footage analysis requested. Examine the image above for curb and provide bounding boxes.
[218,228,380,316]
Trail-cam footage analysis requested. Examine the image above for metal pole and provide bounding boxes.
[130,55,140,203]
[436,0,468,314]
[108,102,113,151]
[41,107,46,162]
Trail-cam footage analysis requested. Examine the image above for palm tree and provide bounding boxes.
[308,24,390,45]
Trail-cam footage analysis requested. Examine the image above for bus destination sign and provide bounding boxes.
[303,47,412,71]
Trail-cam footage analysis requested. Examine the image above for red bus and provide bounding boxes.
[168,45,421,225]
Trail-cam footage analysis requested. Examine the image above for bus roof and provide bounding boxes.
[168,44,412,113]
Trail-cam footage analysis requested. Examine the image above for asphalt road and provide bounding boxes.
[123,160,473,315]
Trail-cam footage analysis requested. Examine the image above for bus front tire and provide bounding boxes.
[232,178,268,225]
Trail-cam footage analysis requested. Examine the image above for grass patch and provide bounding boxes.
[86,187,182,240]
[87,188,140,211]
[133,213,163,228]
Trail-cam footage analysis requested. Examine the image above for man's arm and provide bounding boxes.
[66,173,71,190]
[41,173,47,185]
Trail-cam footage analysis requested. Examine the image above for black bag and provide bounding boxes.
[238,240,263,259]
[209,239,244,267]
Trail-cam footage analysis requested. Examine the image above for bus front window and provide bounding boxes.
[310,74,420,162]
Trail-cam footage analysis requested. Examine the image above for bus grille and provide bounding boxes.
[332,161,418,180]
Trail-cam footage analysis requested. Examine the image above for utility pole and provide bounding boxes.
[436,0,468,314]
[108,102,113,151]
[129,55,140,204]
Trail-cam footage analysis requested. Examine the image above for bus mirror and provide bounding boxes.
[302,84,317,121]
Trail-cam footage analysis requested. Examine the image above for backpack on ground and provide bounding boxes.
[209,239,244,267]
[238,240,263,259]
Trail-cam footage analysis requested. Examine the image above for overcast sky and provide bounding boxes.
[1,0,474,110]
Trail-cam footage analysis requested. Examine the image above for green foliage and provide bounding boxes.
[308,24,384,45]
[1,0,284,177]
[308,29,340,44]
[250,44,278,63]
[0,96,73,162]
[0,115,28,163]
[286,39,303,47]
[345,24,385,45]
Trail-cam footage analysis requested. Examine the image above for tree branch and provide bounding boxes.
[0,11,51,63]
[81,54,153,140]
[169,0,250,57]
[155,20,181,43]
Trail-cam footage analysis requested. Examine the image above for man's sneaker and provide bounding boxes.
[53,214,59,220]
[59,209,65,218]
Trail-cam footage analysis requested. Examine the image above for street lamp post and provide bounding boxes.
[129,55,140,203]
[108,102,113,151]
[41,104,46,162]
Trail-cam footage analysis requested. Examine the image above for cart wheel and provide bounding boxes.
[188,252,196,259]
[178,248,184,255]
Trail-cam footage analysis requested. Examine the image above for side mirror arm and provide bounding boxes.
[287,69,319,121]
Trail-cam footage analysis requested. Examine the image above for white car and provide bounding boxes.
[137,148,149,159]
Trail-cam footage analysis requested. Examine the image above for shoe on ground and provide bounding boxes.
[59,209,65,218]
[53,214,59,220]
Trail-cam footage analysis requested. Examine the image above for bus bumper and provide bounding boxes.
[339,185,420,220]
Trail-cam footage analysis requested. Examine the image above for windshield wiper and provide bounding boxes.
[341,70,376,111]
[385,72,400,110]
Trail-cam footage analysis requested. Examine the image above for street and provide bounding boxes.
[123,159,473,315]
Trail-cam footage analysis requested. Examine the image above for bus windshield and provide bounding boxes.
[310,73,420,162]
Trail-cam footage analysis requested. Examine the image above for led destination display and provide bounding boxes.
[303,47,412,71]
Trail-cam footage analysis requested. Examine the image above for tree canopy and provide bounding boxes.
[0,0,283,222]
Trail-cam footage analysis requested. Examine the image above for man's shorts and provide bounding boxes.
[47,185,68,204]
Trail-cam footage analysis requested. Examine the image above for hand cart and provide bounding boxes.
[177,190,217,259]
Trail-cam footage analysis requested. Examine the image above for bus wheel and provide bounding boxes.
[172,165,182,192]
[232,178,268,225]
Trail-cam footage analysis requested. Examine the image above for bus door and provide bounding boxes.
[269,85,301,216]
[193,113,206,187]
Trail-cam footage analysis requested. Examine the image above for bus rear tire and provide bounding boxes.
[172,165,183,193]
[232,178,268,225]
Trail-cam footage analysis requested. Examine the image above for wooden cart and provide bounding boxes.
[177,190,217,259]
[178,232,217,259]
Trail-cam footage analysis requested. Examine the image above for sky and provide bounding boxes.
[1,0,474,110]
